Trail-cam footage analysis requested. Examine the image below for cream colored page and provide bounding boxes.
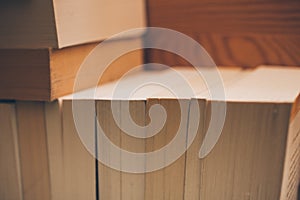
[280,108,300,200]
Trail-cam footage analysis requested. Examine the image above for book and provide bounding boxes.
[0,37,144,101]
[97,100,122,200]
[0,100,97,200]
[0,102,22,200]
[15,101,51,200]
[1,66,299,200]
[144,98,189,200]
[88,66,246,200]
[197,66,300,200]
[0,0,145,49]
[68,66,300,200]
[61,100,96,200]
[120,100,146,200]
[183,67,251,200]
[96,100,146,200]
[58,66,241,199]
[44,101,65,200]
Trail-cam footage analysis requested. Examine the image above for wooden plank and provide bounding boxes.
[148,0,300,34]
[146,0,300,67]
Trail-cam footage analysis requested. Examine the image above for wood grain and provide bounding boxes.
[146,0,300,67]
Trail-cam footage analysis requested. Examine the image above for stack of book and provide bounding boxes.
[1,65,299,200]
[0,2,299,200]
[0,0,146,199]
[0,0,146,101]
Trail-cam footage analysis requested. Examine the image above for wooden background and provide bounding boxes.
[145,0,300,67]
